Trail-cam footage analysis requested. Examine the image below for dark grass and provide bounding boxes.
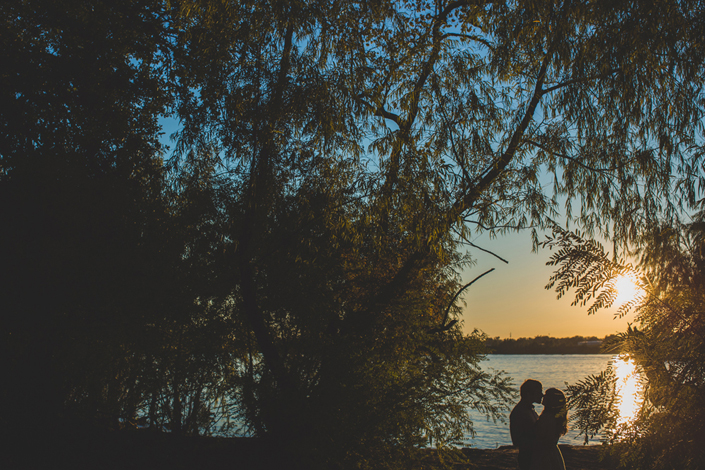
[3,426,617,470]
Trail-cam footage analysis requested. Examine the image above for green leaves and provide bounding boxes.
[566,368,619,445]
[4,0,705,467]
[547,218,705,469]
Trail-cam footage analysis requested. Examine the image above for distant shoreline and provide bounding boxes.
[488,352,609,355]
[485,335,616,355]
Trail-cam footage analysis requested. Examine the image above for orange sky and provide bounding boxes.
[459,230,637,339]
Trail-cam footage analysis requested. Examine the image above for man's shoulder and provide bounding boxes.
[510,401,533,419]
[509,402,523,419]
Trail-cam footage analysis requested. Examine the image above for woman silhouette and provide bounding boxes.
[531,388,568,470]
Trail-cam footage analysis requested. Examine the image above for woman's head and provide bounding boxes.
[542,388,566,410]
[541,388,568,436]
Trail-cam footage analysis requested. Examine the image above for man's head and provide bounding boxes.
[520,379,543,404]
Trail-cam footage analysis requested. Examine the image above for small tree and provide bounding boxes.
[542,219,705,469]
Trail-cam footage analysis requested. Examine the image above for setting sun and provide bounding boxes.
[613,274,643,306]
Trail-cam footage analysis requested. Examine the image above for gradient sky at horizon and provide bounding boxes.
[459,229,637,339]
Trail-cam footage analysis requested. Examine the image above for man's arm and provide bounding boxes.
[510,407,537,448]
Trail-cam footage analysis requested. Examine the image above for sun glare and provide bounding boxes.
[613,355,643,427]
[613,274,643,306]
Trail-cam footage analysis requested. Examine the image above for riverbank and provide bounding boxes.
[418,445,617,470]
[7,429,617,470]
[485,335,616,355]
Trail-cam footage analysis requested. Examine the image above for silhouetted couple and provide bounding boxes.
[509,379,568,470]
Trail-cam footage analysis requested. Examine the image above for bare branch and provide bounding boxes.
[433,268,496,332]
[442,32,495,51]
[542,69,619,94]
[467,241,510,264]
[524,139,621,173]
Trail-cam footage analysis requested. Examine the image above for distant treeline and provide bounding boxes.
[485,335,619,354]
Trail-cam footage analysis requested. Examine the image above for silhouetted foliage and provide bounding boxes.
[1,0,176,433]
[543,219,705,469]
[2,0,705,468]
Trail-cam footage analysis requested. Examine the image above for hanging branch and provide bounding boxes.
[430,268,495,333]
[467,241,510,265]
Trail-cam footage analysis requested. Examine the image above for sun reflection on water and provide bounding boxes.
[613,355,644,426]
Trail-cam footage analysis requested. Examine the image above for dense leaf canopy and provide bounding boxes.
[2,0,704,468]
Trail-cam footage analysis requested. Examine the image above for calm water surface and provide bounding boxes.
[464,354,613,449]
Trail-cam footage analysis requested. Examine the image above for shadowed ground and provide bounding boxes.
[6,428,617,470]
[415,445,617,470]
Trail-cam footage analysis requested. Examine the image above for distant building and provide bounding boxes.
[578,340,602,346]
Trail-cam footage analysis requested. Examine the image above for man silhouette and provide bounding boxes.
[510,379,543,470]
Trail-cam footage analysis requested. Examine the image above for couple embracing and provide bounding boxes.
[509,379,568,470]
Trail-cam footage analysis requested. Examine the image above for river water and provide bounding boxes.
[464,354,616,449]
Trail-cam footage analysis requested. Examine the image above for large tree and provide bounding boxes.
[166,0,704,466]
[2,0,704,468]
[167,2,514,465]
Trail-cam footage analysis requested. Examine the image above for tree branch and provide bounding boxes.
[381,0,471,194]
[374,107,403,127]
[524,138,621,173]
[467,241,510,264]
[442,32,495,51]
[433,268,496,332]
[542,69,619,94]
[451,42,555,221]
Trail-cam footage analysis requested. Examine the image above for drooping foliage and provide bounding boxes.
[2,0,705,468]
[542,219,705,469]
[1,0,174,431]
